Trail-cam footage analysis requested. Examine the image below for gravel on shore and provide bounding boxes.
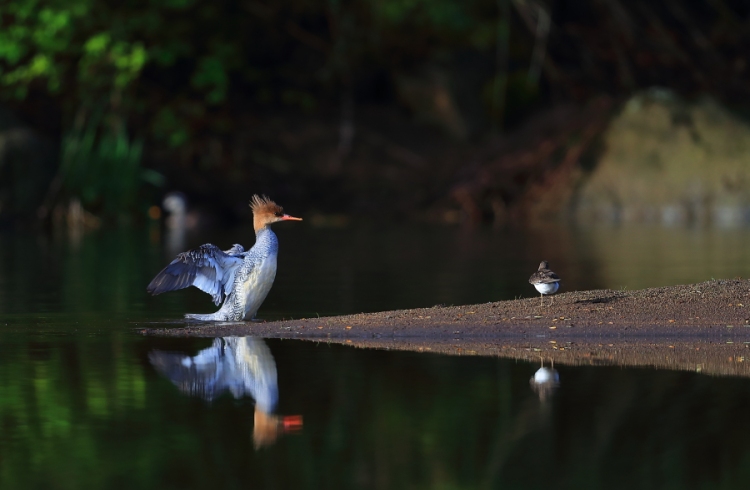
[141,279,750,339]
[139,279,750,376]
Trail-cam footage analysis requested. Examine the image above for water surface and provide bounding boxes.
[2,224,750,488]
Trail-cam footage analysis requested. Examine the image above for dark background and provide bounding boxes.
[1,0,749,227]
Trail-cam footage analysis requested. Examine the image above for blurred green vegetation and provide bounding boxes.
[0,0,509,131]
[2,0,750,222]
[0,0,527,222]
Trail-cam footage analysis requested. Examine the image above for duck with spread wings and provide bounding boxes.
[147,195,302,321]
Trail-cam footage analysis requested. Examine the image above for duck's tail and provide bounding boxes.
[184,312,219,321]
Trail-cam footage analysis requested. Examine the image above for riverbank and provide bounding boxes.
[140,278,750,376]
[141,278,750,339]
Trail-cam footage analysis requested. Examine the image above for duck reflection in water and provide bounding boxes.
[530,358,560,402]
[149,336,302,448]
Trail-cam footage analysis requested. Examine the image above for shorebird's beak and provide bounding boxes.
[281,215,302,221]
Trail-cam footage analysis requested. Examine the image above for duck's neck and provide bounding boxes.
[253,226,279,252]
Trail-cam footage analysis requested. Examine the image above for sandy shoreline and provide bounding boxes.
[141,279,750,339]
[140,279,750,376]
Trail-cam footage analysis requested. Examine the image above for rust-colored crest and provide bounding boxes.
[249,195,283,216]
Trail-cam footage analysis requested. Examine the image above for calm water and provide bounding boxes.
[3,224,750,489]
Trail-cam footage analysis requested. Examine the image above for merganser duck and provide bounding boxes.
[528,260,560,306]
[148,336,303,448]
[147,195,302,321]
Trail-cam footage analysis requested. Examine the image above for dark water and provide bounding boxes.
[3,224,750,489]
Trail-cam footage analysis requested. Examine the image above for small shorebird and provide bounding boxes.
[528,260,560,306]
[147,195,302,321]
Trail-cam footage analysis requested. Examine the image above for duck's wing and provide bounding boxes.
[148,338,227,401]
[147,244,245,305]
[224,244,245,256]
[149,337,279,407]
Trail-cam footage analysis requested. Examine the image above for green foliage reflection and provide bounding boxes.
[3,333,750,489]
[59,114,146,218]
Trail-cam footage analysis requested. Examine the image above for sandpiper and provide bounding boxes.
[528,260,560,306]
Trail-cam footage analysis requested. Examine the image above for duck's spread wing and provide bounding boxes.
[147,244,244,305]
[148,339,226,400]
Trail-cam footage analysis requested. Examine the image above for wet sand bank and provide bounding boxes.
[140,279,750,375]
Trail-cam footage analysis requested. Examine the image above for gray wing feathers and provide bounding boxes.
[147,244,244,305]
[148,349,223,400]
[528,270,560,284]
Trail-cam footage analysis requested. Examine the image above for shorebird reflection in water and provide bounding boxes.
[147,195,302,321]
[528,260,561,306]
[530,358,560,402]
[149,336,302,448]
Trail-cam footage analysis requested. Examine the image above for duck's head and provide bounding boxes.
[250,195,302,232]
[253,408,303,449]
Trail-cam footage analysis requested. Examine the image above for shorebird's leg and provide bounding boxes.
[540,293,544,306]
